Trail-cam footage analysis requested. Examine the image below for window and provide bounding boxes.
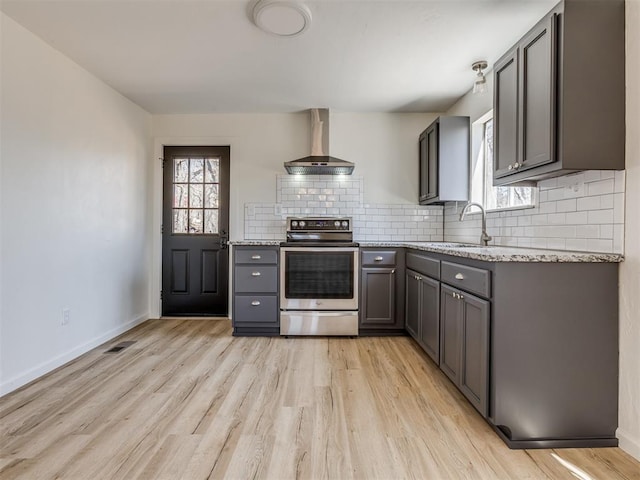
[172,157,220,234]
[470,112,535,211]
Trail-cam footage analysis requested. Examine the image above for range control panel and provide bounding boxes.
[286,217,351,232]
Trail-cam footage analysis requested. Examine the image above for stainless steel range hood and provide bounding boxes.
[284,109,355,175]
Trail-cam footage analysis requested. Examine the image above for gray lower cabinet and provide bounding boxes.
[405,248,619,449]
[232,246,279,336]
[440,284,490,418]
[406,269,440,364]
[360,249,405,334]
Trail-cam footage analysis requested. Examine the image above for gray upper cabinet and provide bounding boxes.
[419,116,470,205]
[493,0,625,185]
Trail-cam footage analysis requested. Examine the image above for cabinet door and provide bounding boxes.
[426,123,439,200]
[459,293,490,417]
[439,285,461,384]
[405,270,421,340]
[419,276,440,364]
[519,14,556,171]
[361,268,396,327]
[494,47,519,179]
[419,132,429,203]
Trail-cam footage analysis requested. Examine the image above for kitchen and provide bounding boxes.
[2,0,640,478]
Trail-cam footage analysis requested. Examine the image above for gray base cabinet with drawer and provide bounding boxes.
[404,248,619,449]
[360,249,405,334]
[232,246,279,336]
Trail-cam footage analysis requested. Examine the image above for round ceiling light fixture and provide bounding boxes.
[252,0,312,37]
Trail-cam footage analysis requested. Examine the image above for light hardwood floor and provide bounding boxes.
[1,319,638,480]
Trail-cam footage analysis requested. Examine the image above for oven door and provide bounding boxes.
[280,246,359,310]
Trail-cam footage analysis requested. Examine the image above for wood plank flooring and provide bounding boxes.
[1,318,639,479]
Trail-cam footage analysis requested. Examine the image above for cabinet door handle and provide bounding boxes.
[251,300,261,306]
[508,164,513,171]
[251,255,261,260]
[455,273,465,280]
[374,256,384,261]
[251,271,261,277]
[391,269,395,274]
[514,162,521,170]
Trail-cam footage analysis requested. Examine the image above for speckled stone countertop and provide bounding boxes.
[230,240,622,262]
[230,240,281,246]
[359,242,623,263]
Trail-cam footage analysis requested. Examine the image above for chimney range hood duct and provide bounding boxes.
[284,109,355,175]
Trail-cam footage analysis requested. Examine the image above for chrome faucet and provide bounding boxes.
[459,202,492,246]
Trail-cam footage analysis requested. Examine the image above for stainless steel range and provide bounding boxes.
[280,217,359,336]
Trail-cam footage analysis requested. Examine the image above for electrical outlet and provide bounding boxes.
[62,308,70,326]
[274,203,282,216]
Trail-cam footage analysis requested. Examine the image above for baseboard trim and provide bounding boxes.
[0,313,149,397]
[617,428,640,461]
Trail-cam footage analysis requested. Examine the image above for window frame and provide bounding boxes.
[469,111,537,213]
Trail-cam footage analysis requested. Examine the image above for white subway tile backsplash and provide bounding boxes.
[253,171,624,254]
[588,209,614,225]
[556,199,577,212]
[614,171,625,193]
[587,179,614,196]
[577,196,601,211]
[443,170,625,254]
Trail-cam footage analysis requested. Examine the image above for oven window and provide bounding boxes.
[285,251,354,299]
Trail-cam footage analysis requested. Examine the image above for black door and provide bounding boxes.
[162,146,230,316]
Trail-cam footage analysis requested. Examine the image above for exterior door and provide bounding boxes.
[162,146,230,316]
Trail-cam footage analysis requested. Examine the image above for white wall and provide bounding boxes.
[0,14,152,394]
[152,112,435,241]
[618,0,640,460]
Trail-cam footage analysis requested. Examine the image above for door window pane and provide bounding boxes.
[174,184,188,208]
[190,158,204,182]
[205,158,219,183]
[205,184,218,208]
[189,184,204,208]
[204,209,218,234]
[174,158,189,182]
[189,210,203,233]
[172,156,221,234]
[173,209,188,234]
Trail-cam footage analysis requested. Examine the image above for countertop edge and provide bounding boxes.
[230,240,623,263]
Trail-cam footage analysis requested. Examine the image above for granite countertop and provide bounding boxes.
[230,240,281,246]
[359,242,623,263]
[230,240,622,263]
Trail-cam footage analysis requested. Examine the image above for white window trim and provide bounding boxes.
[470,111,537,214]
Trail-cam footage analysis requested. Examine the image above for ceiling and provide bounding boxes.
[1,0,558,114]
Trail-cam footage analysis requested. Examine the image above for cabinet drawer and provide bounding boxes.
[406,252,440,279]
[235,249,278,265]
[234,295,278,325]
[234,266,278,293]
[441,261,490,298]
[362,250,396,267]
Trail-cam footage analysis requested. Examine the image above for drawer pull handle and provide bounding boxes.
[374,256,384,261]
[251,300,261,306]
[251,255,261,260]
[455,273,465,280]
[251,271,261,277]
